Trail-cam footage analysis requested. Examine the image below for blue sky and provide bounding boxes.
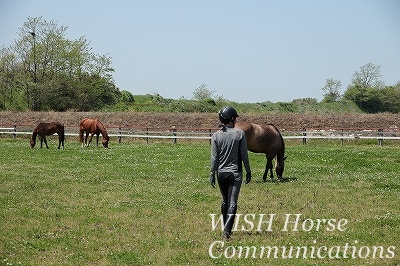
[1,0,399,103]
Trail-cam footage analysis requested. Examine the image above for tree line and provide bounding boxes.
[0,17,120,111]
[321,63,400,113]
[1,17,399,113]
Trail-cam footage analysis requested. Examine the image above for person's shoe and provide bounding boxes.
[222,231,231,240]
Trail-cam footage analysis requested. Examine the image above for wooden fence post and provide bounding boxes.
[302,127,307,145]
[378,129,383,146]
[341,129,344,146]
[118,126,122,143]
[172,126,177,144]
[13,125,17,139]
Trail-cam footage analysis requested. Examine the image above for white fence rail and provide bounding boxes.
[1,125,399,145]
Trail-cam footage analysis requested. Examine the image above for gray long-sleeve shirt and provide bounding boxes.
[210,126,251,174]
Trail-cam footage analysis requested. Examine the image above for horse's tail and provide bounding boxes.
[61,124,65,142]
[269,124,285,158]
[279,130,285,158]
[78,121,84,143]
[270,124,286,178]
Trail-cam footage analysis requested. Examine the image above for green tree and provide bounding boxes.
[343,63,392,113]
[380,82,400,113]
[121,90,135,103]
[0,46,24,109]
[322,78,341,102]
[0,16,119,111]
[344,85,379,112]
[192,83,215,101]
[351,62,384,89]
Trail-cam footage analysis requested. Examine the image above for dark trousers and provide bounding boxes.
[217,172,242,235]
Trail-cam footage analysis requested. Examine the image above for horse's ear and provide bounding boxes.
[283,156,288,160]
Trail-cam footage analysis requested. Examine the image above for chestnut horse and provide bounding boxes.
[79,118,110,148]
[235,121,286,181]
[30,122,65,149]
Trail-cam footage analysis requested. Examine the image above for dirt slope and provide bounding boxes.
[0,111,399,130]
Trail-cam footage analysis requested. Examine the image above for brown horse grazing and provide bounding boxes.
[30,122,65,149]
[79,118,110,148]
[235,121,286,181]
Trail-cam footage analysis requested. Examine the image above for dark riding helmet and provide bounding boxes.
[219,106,239,123]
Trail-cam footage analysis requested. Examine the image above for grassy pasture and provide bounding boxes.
[0,137,399,265]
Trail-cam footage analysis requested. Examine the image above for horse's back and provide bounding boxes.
[235,121,283,154]
[80,118,96,132]
[35,122,63,135]
[80,118,92,127]
[80,118,105,135]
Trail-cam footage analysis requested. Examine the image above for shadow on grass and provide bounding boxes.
[265,177,298,183]
[250,177,298,184]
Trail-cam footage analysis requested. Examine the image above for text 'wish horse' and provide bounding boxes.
[235,121,286,181]
[30,122,65,149]
[79,118,110,148]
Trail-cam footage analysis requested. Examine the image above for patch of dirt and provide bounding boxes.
[0,111,399,130]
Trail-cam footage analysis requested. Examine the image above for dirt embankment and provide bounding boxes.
[0,111,399,130]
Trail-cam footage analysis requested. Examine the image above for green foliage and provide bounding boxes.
[0,139,399,265]
[343,85,400,113]
[103,93,366,114]
[322,78,342,103]
[351,62,383,89]
[2,26,398,115]
[0,17,119,111]
[121,90,134,103]
[192,83,215,100]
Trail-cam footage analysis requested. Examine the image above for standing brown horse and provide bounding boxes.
[79,118,110,148]
[235,121,286,181]
[30,122,65,149]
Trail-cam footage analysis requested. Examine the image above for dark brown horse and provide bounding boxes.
[79,118,110,148]
[235,121,286,181]
[30,122,65,149]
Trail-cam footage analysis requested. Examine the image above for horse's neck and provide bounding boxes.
[31,130,38,140]
[101,129,108,137]
[97,122,108,137]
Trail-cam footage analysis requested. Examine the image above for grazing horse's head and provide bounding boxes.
[30,139,36,148]
[102,135,110,148]
[276,156,287,178]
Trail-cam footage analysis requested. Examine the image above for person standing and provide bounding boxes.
[210,106,252,240]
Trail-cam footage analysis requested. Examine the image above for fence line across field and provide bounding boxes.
[0,125,399,145]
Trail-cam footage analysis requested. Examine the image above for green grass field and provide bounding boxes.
[0,137,399,265]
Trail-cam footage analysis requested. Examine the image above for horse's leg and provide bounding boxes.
[43,137,49,149]
[267,159,274,180]
[263,155,273,181]
[87,133,95,147]
[96,134,99,147]
[269,159,274,180]
[57,134,62,149]
[83,132,88,147]
[39,137,43,148]
[84,132,90,147]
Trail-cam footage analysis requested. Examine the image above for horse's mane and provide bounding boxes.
[31,129,38,141]
[96,119,110,139]
[31,123,44,141]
